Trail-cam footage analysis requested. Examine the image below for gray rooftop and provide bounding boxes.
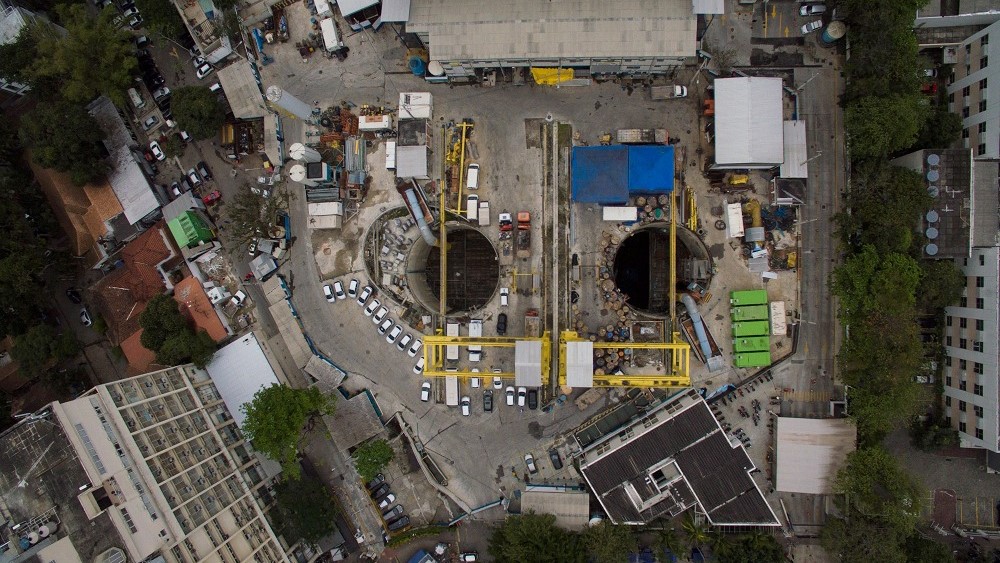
[326,392,384,451]
[216,59,266,120]
[407,0,697,62]
[88,97,159,225]
[579,389,779,526]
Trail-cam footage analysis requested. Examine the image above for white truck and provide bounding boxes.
[446,322,460,368]
[445,375,459,406]
[478,201,490,226]
[320,18,343,53]
[468,319,483,362]
[650,85,688,99]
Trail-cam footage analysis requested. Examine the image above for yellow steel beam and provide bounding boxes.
[670,187,677,331]
[439,126,448,320]
[421,333,552,382]
[557,331,691,388]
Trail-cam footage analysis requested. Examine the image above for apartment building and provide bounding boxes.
[0,335,315,563]
[947,19,1000,159]
[943,246,1000,451]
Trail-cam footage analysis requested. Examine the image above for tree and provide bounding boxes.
[910,414,959,452]
[581,520,636,563]
[0,27,41,91]
[163,136,185,159]
[917,259,965,312]
[241,384,336,479]
[352,439,394,481]
[832,246,922,325]
[19,101,108,186]
[139,294,190,351]
[155,329,217,369]
[836,165,931,255]
[171,86,225,141]
[134,0,185,37]
[24,4,138,107]
[653,528,684,561]
[911,106,963,151]
[11,324,80,377]
[846,95,926,160]
[682,513,709,550]
[835,448,922,531]
[273,475,338,545]
[716,532,784,563]
[488,512,586,563]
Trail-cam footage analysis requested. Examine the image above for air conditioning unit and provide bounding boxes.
[193,505,202,513]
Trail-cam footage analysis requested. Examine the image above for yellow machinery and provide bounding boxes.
[422,333,552,381]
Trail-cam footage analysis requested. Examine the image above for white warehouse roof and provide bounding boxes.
[205,332,282,428]
[714,77,785,168]
[775,417,856,494]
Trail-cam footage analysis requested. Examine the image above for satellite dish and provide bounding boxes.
[927,153,940,166]
[927,170,940,182]
[926,227,939,239]
[926,210,939,222]
[925,243,939,256]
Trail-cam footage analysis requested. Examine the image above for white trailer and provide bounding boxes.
[445,375,459,406]
[478,201,491,226]
[446,322,460,362]
[320,18,342,53]
[468,319,483,362]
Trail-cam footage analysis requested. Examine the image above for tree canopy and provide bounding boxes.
[845,95,926,160]
[241,385,336,480]
[134,0,185,37]
[352,439,394,481]
[715,532,785,563]
[138,294,217,368]
[272,475,338,545]
[24,4,137,107]
[11,324,80,377]
[19,100,108,186]
[488,513,586,563]
[581,520,636,563]
[172,86,226,141]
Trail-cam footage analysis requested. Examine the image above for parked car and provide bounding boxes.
[195,62,213,79]
[357,285,373,305]
[247,240,257,257]
[196,161,212,180]
[500,287,509,306]
[413,357,424,374]
[363,298,380,317]
[179,130,192,143]
[377,493,395,509]
[524,453,538,474]
[407,339,422,357]
[134,35,150,49]
[142,115,159,131]
[372,306,389,324]
[152,86,170,101]
[801,19,823,34]
[79,308,93,327]
[386,324,402,343]
[387,515,410,532]
[148,141,164,161]
[517,387,527,407]
[323,284,335,302]
[497,312,508,335]
[377,318,392,335]
[332,280,346,300]
[483,390,493,412]
[348,279,359,298]
[799,3,826,15]
[65,288,82,304]
[230,290,247,307]
[397,333,413,352]
[420,381,431,402]
[179,177,193,193]
[493,376,503,389]
[187,168,202,186]
[460,396,471,416]
[527,389,538,410]
[459,553,479,562]
[370,483,390,500]
[170,182,182,198]
[549,449,563,470]
[505,386,515,406]
[382,505,404,520]
[366,473,385,490]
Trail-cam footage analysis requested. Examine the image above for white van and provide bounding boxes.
[466,163,479,190]
[466,194,479,221]
[128,88,145,110]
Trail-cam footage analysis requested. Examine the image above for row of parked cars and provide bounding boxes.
[366,474,410,533]
[325,279,425,370]
[169,161,212,198]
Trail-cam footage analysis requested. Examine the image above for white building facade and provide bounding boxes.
[948,19,1000,159]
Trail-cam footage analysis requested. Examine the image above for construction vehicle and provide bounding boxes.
[524,309,541,338]
[516,211,531,259]
[650,85,688,99]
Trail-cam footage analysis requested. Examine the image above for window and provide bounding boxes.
[983,35,990,46]
[976,428,984,439]
[974,341,984,352]
[950,93,956,103]
[960,317,967,328]
[981,56,989,69]
[960,380,967,391]
[975,363,985,375]
[960,359,968,370]
[975,405,984,417]
[979,143,987,155]
[961,297,968,307]
[960,400,967,412]
[982,78,989,89]
[946,356,952,366]
[964,85,972,96]
[977,277,986,287]
[945,396,952,406]
[120,508,138,534]
[946,376,953,386]
[963,107,971,118]
[947,336,953,346]
[960,422,967,433]
[980,254,986,266]
[975,383,984,395]
[976,297,985,308]
[981,123,989,134]
[963,128,971,139]
[981,100,988,112]
[976,319,984,331]
[947,315,953,326]
[960,338,968,349]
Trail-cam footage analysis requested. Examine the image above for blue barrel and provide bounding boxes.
[408,57,426,76]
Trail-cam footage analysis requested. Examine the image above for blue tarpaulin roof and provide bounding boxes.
[571,145,674,204]
[571,146,629,204]
[627,145,675,193]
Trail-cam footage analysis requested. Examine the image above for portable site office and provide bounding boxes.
[731,304,769,322]
[733,336,770,353]
[734,351,772,368]
[733,320,770,337]
[730,289,768,307]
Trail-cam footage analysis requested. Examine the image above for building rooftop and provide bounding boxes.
[407,0,697,62]
[579,389,779,526]
[203,333,282,429]
[216,59,266,120]
[774,417,856,494]
[714,77,785,167]
[326,392,384,451]
[520,488,591,531]
[173,276,229,343]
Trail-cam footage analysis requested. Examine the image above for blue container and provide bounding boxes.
[408,57,426,76]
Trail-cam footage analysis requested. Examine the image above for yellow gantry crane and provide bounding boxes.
[421,333,552,381]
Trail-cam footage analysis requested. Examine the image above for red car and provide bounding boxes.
[202,190,222,205]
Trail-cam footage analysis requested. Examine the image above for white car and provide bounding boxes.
[377,494,396,509]
[230,290,247,307]
[348,279,359,298]
[196,62,213,80]
[397,333,413,352]
[500,287,509,306]
[461,396,471,416]
[372,306,389,324]
[333,280,346,300]
[801,20,822,34]
[524,453,538,474]
[323,284,335,302]
[407,339,422,358]
[505,386,515,406]
[386,324,402,343]
[420,381,431,402]
[357,286,373,305]
[799,3,826,15]
[413,358,424,374]
[493,376,503,389]
[142,115,159,131]
[377,318,392,335]
[148,140,165,161]
[517,387,527,407]
[363,298,380,317]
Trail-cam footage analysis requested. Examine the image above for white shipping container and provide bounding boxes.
[314,0,332,17]
[602,206,638,222]
[445,375,459,406]
[398,92,433,119]
[385,141,396,170]
[320,18,341,52]
[359,114,391,131]
[770,301,787,336]
[727,203,745,238]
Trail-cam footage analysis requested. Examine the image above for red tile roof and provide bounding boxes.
[173,276,229,343]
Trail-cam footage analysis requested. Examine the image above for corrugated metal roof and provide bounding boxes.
[205,332,281,429]
[339,0,379,17]
[565,341,594,387]
[407,0,697,62]
[520,489,590,530]
[692,0,724,14]
[780,121,808,179]
[627,145,675,194]
[380,0,411,22]
[714,77,784,167]
[396,145,428,178]
[514,340,542,387]
[775,417,856,494]
[217,60,266,120]
[571,146,629,204]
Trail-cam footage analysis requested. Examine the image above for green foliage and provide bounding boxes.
[273,475,338,545]
[846,95,926,160]
[715,532,784,563]
[241,385,336,480]
[25,5,138,107]
[917,259,966,312]
[911,106,964,151]
[19,100,108,186]
[837,165,931,254]
[11,324,80,377]
[385,525,449,547]
[821,513,909,563]
[352,439,394,482]
[681,513,709,548]
[139,294,190,351]
[156,329,217,369]
[909,414,959,452]
[653,528,684,559]
[832,246,922,325]
[488,512,586,563]
[163,136,185,159]
[223,184,293,248]
[134,0,185,37]
[0,166,50,339]
[903,534,954,563]
[171,86,225,141]
[581,520,636,563]
[0,27,41,90]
